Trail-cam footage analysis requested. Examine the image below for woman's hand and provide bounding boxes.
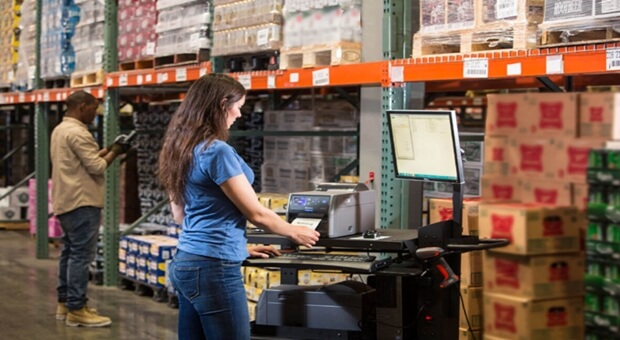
[248,245,281,258]
[289,226,320,248]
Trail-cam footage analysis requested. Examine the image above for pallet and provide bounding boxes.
[118,58,155,72]
[540,22,620,47]
[217,50,280,73]
[0,220,29,230]
[280,42,362,69]
[70,69,105,88]
[154,49,210,69]
[412,23,537,57]
[42,77,70,89]
[119,276,169,303]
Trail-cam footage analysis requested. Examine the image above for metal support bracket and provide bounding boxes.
[537,77,565,92]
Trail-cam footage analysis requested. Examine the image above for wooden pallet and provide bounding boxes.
[70,69,105,88]
[412,23,537,57]
[280,42,362,69]
[42,77,70,89]
[154,49,210,69]
[118,58,155,72]
[218,50,280,73]
[0,220,29,230]
[540,22,620,47]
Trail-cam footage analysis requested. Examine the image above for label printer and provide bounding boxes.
[286,183,375,238]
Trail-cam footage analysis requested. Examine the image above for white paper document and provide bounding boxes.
[291,218,322,230]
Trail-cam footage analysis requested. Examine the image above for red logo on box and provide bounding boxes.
[539,102,563,129]
[491,214,514,242]
[547,307,568,327]
[567,146,590,175]
[495,259,520,288]
[589,107,604,122]
[534,188,558,204]
[520,144,543,172]
[549,261,569,281]
[494,303,517,333]
[492,185,514,199]
[496,102,518,128]
[438,207,453,221]
[543,216,564,236]
[492,147,504,161]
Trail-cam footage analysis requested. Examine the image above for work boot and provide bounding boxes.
[56,303,97,321]
[65,306,111,327]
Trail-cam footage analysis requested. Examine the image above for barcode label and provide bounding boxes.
[157,72,168,83]
[18,93,25,102]
[136,74,143,85]
[175,68,187,82]
[267,75,276,89]
[238,74,252,89]
[463,59,488,78]
[119,73,128,86]
[199,68,207,77]
[312,68,330,86]
[607,48,620,70]
[546,55,563,74]
[257,29,269,46]
[496,0,518,19]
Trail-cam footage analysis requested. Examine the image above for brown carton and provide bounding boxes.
[483,293,584,340]
[486,94,530,136]
[481,175,520,202]
[459,328,481,340]
[478,203,581,255]
[460,286,483,330]
[483,136,510,177]
[526,93,578,138]
[519,179,572,206]
[461,250,483,287]
[571,183,588,211]
[429,197,481,235]
[482,252,585,299]
[507,137,558,180]
[554,138,606,183]
[578,92,620,139]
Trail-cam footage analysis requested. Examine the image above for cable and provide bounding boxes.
[459,290,477,340]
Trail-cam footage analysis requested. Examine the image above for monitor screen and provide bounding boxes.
[386,110,464,183]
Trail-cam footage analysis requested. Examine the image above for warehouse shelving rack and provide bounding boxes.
[0,0,620,285]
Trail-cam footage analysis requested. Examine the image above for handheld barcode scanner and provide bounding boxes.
[416,247,459,289]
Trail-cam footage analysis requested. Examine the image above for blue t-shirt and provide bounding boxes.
[177,140,254,261]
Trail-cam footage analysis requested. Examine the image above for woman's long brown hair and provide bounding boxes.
[158,74,246,205]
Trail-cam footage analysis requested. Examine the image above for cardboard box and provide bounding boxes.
[483,136,510,177]
[507,137,558,180]
[461,251,483,287]
[578,92,620,139]
[486,94,530,136]
[481,175,520,202]
[554,138,606,183]
[479,203,581,255]
[483,293,584,339]
[519,179,572,206]
[526,93,578,138]
[460,286,483,330]
[429,197,481,235]
[482,252,585,299]
[571,183,588,211]
[458,328,481,340]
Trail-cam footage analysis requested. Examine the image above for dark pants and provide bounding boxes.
[56,206,101,311]
[169,250,250,340]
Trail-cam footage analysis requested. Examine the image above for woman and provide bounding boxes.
[158,73,320,340]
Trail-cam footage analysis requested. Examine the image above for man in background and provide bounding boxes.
[50,90,128,327]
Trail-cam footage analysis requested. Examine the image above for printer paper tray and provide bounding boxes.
[243,257,392,273]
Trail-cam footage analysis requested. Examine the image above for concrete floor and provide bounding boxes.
[0,230,178,340]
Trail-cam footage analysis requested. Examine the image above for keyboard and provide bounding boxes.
[244,252,392,273]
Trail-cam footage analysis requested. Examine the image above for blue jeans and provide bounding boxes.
[56,206,101,311]
[169,250,249,340]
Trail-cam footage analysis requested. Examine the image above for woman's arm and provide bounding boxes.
[220,174,320,248]
[170,198,185,224]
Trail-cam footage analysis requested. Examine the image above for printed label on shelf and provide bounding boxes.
[189,33,200,49]
[546,55,564,74]
[290,73,299,83]
[107,77,113,86]
[43,92,50,102]
[18,93,25,103]
[146,74,153,83]
[136,74,143,85]
[145,42,155,56]
[36,94,42,101]
[0,96,4,104]
[390,65,404,82]
[507,62,522,76]
[463,59,488,78]
[157,72,168,83]
[267,75,276,89]
[175,68,187,82]
[119,73,128,86]
[200,68,207,77]
[607,48,620,70]
[98,89,104,98]
[496,0,518,19]
[55,93,62,101]
[312,68,330,86]
[238,74,252,89]
[257,29,269,46]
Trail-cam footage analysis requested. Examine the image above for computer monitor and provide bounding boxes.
[386,110,464,184]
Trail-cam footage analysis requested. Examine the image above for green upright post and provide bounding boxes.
[102,0,120,286]
[34,0,49,259]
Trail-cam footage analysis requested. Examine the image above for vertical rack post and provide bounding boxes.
[102,0,120,286]
[34,0,49,259]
